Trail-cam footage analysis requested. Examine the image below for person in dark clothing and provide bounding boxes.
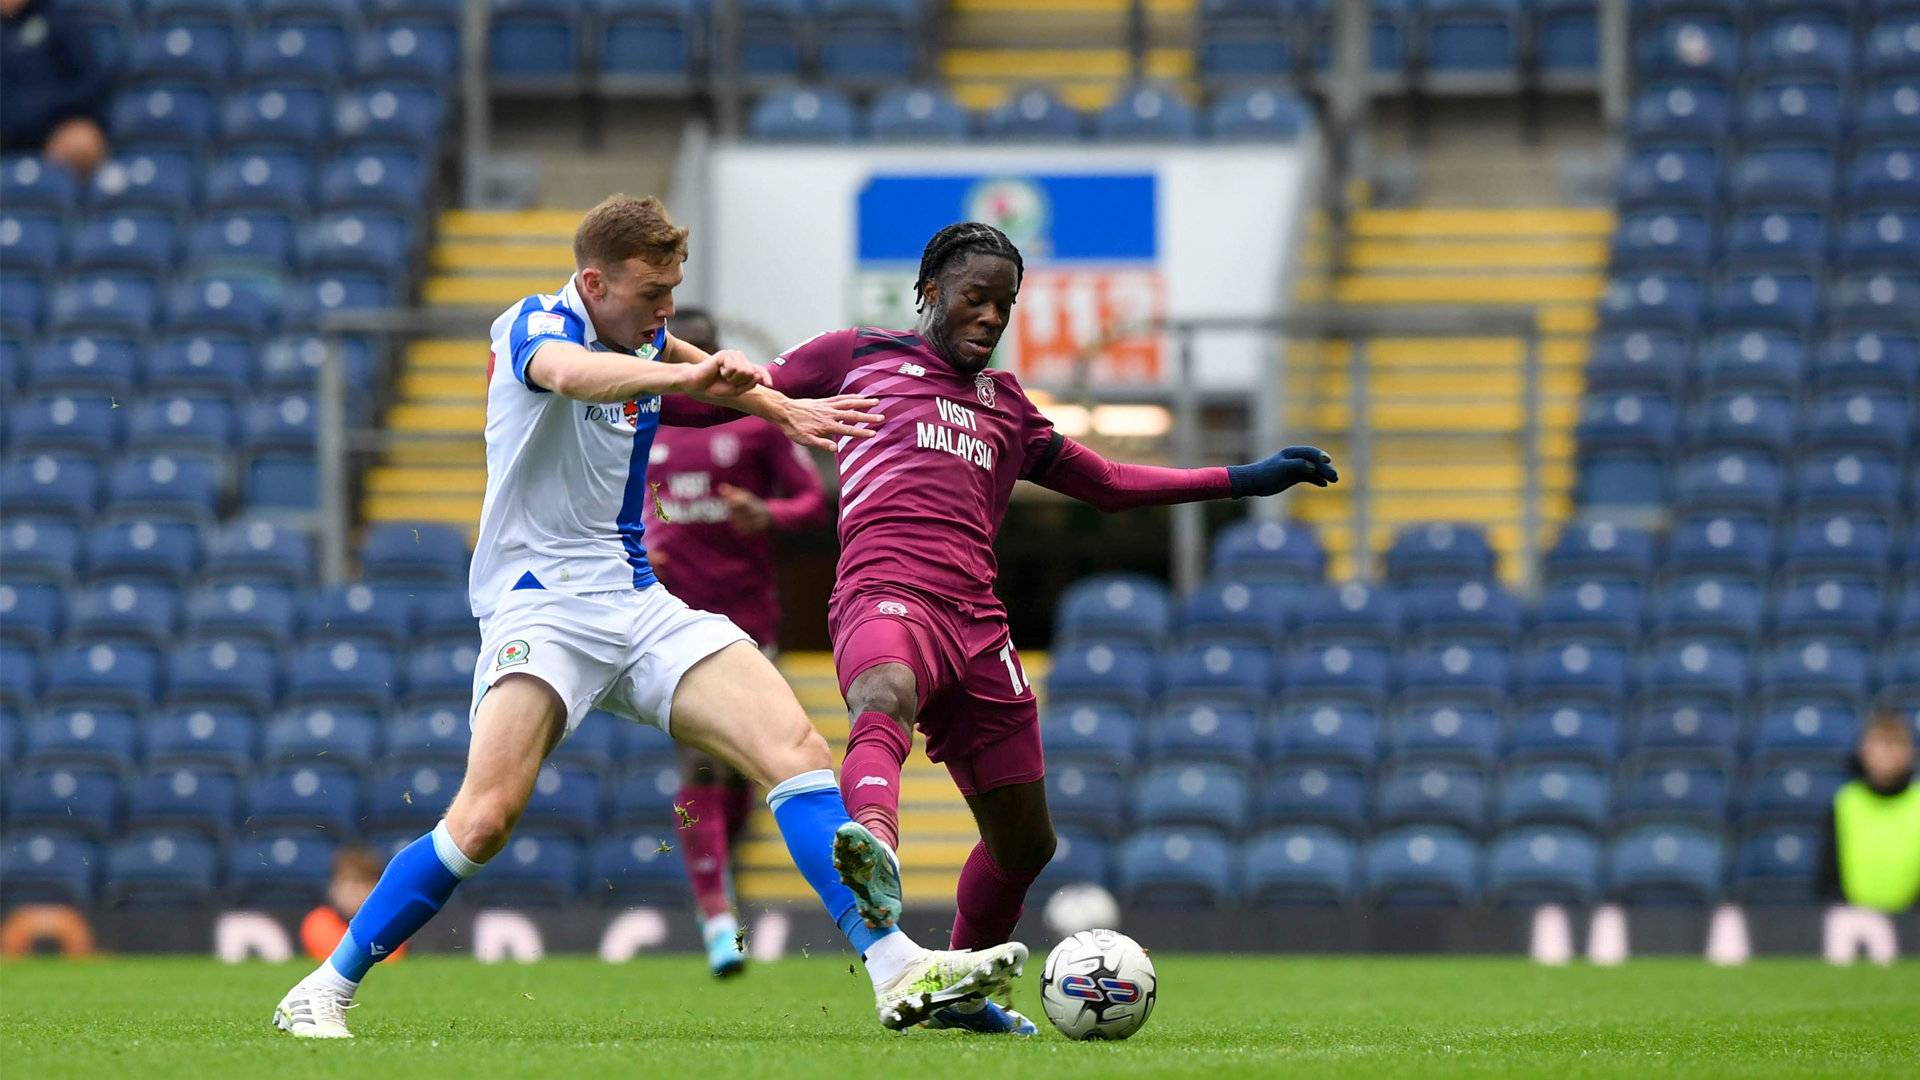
[1,0,113,177]
[1815,712,1920,913]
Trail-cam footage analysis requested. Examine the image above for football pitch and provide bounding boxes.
[3,955,1916,1080]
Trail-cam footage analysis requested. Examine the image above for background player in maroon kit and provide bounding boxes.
[762,223,1338,1033]
[645,308,830,976]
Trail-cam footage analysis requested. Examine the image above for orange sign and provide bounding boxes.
[1008,267,1167,384]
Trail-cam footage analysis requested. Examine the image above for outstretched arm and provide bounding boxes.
[658,332,883,449]
[1029,438,1336,513]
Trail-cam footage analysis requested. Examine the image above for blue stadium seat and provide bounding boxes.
[1213,519,1326,582]
[1774,578,1883,642]
[1485,826,1602,906]
[1657,575,1765,643]
[1118,828,1234,908]
[1294,582,1399,645]
[1180,576,1298,644]
[1689,391,1795,454]
[1036,829,1112,891]
[184,581,298,643]
[548,710,619,772]
[1629,701,1740,762]
[488,0,585,84]
[264,704,381,769]
[66,215,179,277]
[110,84,217,147]
[5,765,121,837]
[1544,521,1655,581]
[1497,762,1608,831]
[146,332,255,394]
[1724,213,1827,274]
[1403,580,1521,645]
[165,639,277,710]
[0,643,42,706]
[1729,147,1834,208]
[1282,643,1392,709]
[104,453,221,520]
[1424,0,1520,80]
[1575,390,1678,453]
[1793,451,1902,514]
[1781,512,1894,575]
[1806,391,1910,455]
[86,151,195,217]
[1618,762,1730,827]
[103,832,219,907]
[87,519,203,586]
[0,273,43,334]
[52,274,162,335]
[1,156,80,213]
[590,830,689,904]
[1266,701,1379,768]
[1363,825,1478,907]
[1056,574,1170,646]
[414,587,478,642]
[1209,87,1314,142]
[612,713,675,765]
[1046,763,1129,837]
[1386,703,1500,766]
[748,88,858,142]
[1748,18,1853,80]
[1,211,65,277]
[1533,580,1643,645]
[1739,80,1846,147]
[286,639,398,708]
[1710,269,1820,333]
[361,522,468,584]
[1608,826,1722,905]
[28,336,142,397]
[46,642,161,708]
[23,705,139,770]
[1,832,101,906]
[867,85,969,143]
[1,453,101,521]
[205,519,313,584]
[1844,147,1920,210]
[1741,761,1850,820]
[521,763,602,838]
[204,151,313,215]
[1,520,82,582]
[1865,18,1920,80]
[0,582,64,650]
[1519,642,1630,707]
[67,581,178,644]
[384,702,471,764]
[367,761,460,832]
[1241,826,1355,906]
[221,86,331,152]
[1732,825,1819,904]
[1629,83,1730,142]
[1375,764,1489,833]
[1047,641,1157,706]
[592,0,696,86]
[1256,764,1367,833]
[165,274,284,337]
[1612,209,1711,271]
[609,757,680,827]
[305,583,415,642]
[228,832,336,905]
[319,151,426,213]
[127,395,238,455]
[10,393,121,456]
[1097,84,1197,141]
[983,86,1082,141]
[819,0,916,83]
[1160,642,1274,703]
[1396,643,1508,704]
[732,0,804,77]
[1675,450,1784,513]
[1667,513,1771,578]
[1636,19,1739,83]
[406,640,478,705]
[1197,0,1294,79]
[240,394,316,455]
[360,21,462,82]
[127,765,241,836]
[144,705,257,770]
[1134,762,1250,833]
[1857,82,1920,144]
[1385,523,1494,583]
[249,765,360,832]
[1760,637,1872,704]
[241,22,352,85]
[1147,701,1259,765]
[1618,146,1719,209]
[1643,639,1750,707]
[1837,210,1920,270]
[1751,702,1858,764]
[297,214,411,276]
[127,24,235,85]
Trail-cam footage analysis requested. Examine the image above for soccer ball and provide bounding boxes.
[1038,929,1156,1041]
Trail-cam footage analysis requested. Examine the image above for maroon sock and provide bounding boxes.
[722,781,757,847]
[675,784,734,919]
[950,842,1042,950]
[839,711,911,852]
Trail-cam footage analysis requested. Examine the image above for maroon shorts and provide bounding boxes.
[828,583,1043,796]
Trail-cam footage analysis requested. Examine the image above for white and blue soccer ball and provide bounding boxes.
[1039,929,1156,1041]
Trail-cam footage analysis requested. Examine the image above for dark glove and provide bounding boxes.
[1227,446,1338,498]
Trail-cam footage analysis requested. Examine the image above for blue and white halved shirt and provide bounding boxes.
[470,275,669,619]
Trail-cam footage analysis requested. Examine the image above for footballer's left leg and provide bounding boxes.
[667,640,1027,1028]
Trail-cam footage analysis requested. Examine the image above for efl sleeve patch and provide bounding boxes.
[527,311,566,338]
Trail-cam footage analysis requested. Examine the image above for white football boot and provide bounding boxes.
[273,976,355,1039]
[872,942,1029,1030]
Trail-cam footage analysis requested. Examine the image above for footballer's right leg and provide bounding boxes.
[668,641,1027,1028]
[275,673,569,1038]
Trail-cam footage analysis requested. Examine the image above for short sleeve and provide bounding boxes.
[765,327,859,400]
[504,301,586,392]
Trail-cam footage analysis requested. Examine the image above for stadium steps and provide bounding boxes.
[941,0,1196,112]
[1289,207,1611,583]
[736,652,1056,908]
[362,211,586,533]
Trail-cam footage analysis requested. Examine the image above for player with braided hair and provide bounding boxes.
[670,221,1336,1034]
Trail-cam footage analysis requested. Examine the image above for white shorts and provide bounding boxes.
[471,585,752,738]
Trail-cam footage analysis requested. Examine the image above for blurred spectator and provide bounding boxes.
[300,848,408,963]
[1,0,113,177]
[1816,714,1920,914]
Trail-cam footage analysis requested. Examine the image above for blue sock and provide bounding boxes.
[327,820,482,983]
[766,769,900,956]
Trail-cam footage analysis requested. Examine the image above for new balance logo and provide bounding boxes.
[855,776,891,789]
[897,362,926,377]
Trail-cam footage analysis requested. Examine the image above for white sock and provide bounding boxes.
[702,912,740,948]
[862,930,926,986]
[306,960,359,999]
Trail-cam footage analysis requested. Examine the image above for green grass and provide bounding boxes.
[3,955,1917,1079]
